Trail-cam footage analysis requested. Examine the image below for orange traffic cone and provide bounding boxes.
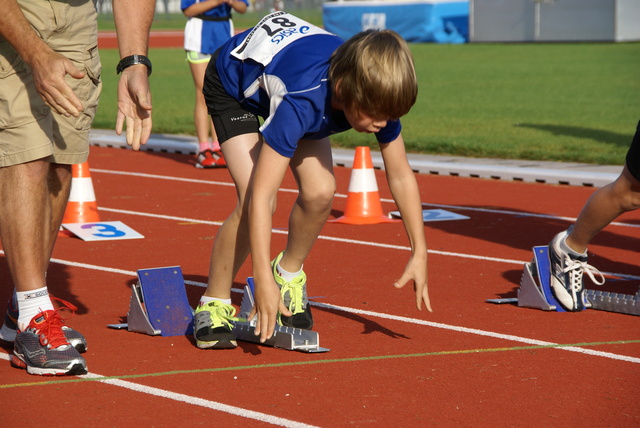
[330,146,398,225]
[59,162,100,237]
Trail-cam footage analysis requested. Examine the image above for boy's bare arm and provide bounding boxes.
[381,135,432,311]
[248,143,293,342]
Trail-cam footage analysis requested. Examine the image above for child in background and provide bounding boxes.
[193,12,432,349]
[182,0,248,168]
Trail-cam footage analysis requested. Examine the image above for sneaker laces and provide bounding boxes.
[30,310,70,350]
[202,302,246,329]
[51,296,78,314]
[563,256,606,293]
[280,276,306,314]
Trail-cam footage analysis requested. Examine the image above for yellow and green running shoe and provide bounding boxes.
[193,300,238,349]
[271,252,314,330]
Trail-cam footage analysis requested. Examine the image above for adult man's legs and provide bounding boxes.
[0,159,86,375]
[0,160,51,293]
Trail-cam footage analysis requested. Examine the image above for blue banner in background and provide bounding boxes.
[323,0,469,43]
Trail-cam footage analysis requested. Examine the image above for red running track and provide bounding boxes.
[98,30,185,50]
[1,145,638,426]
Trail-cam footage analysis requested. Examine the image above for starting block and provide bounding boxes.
[517,246,571,312]
[108,266,194,336]
[488,246,639,316]
[231,278,330,353]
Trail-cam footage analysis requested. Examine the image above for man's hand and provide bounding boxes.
[30,47,85,117]
[0,0,85,117]
[115,65,153,150]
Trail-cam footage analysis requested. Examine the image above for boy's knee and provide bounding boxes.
[300,181,335,212]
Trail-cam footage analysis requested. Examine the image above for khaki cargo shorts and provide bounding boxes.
[0,0,102,167]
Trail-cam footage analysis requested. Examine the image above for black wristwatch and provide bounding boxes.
[116,55,152,76]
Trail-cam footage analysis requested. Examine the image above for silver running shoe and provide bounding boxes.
[12,310,87,376]
[548,230,605,311]
[0,297,88,353]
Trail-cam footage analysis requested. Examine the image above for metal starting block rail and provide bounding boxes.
[487,246,638,316]
[232,278,330,353]
[585,289,640,316]
[107,266,194,336]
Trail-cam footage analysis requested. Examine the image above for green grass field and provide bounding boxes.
[95,13,640,165]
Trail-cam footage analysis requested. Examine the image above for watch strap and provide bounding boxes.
[116,55,152,76]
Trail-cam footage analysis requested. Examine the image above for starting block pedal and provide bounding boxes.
[108,266,194,336]
[231,278,329,353]
[517,246,569,312]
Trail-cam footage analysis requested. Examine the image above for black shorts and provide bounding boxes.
[626,120,640,181]
[203,50,260,144]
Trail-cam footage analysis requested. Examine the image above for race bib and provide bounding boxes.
[231,11,332,66]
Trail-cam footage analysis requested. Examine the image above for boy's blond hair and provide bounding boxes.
[329,30,418,120]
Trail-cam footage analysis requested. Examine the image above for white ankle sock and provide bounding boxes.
[276,263,303,282]
[199,296,231,307]
[560,235,587,257]
[16,287,54,331]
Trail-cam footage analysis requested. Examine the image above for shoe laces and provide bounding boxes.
[563,256,605,292]
[202,302,245,329]
[28,310,70,350]
[279,275,306,314]
[51,296,79,313]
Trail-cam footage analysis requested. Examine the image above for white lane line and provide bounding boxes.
[92,168,639,228]
[83,374,319,428]
[418,202,640,229]
[97,206,640,281]
[310,302,640,364]
[0,353,317,427]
